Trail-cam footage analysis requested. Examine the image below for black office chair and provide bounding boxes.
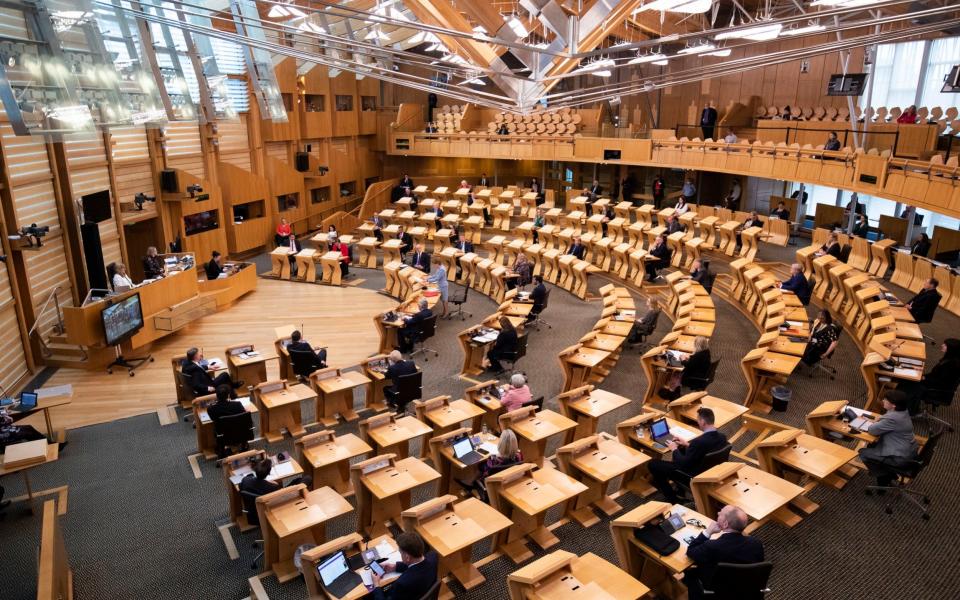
[529,395,544,412]
[684,359,721,392]
[475,460,522,502]
[703,561,774,600]
[627,311,659,350]
[675,443,732,499]
[915,381,958,431]
[214,411,255,461]
[417,579,442,600]
[446,284,472,321]
[498,332,528,376]
[807,342,838,380]
[289,348,324,380]
[911,309,938,345]
[385,371,423,415]
[175,368,199,424]
[838,244,852,263]
[866,429,943,519]
[238,489,266,569]
[528,288,552,330]
[409,315,439,361]
[702,271,716,294]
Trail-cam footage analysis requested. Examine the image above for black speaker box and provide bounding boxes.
[80,222,108,291]
[160,169,179,193]
[295,152,309,172]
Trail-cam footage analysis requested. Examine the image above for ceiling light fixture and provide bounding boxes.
[704,49,732,57]
[715,23,783,41]
[678,43,717,55]
[782,24,826,36]
[636,0,711,14]
[628,53,668,65]
[506,16,529,38]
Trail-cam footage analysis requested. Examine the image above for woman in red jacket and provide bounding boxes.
[897,105,918,124]
[331,237,350,278]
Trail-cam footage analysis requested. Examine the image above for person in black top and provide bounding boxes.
[143,246,165,279]
[652,175,666,209]
[824,131,841,151]
[660,335,711,400]
[287,330,327,371]
[685,505,765,600]
[182,347,242,396]
[206,251,225,280]
[648,407,728,503]
[898,338,960,413]
[906,278,941,322]
[815,232,841,259]
[852,213,869,238]
[207,385,245,423]
[771,201,790,221]
[400,174,414,190]
[396,226,413,257]
[801,309,840,366]
[666,214,684,235]
[384,350,417,413]
[586,179,602,198]
[527,276,547,321]
[566,236,586,260]
[478,173,490,187]
[911,233,931,257]
[690,259,712,293]
[238,459,280,525]
[645,233,672,281]
[700,103,718,140]
[399,299,432,353]
[486,317,518,373]
[372,532,439,600]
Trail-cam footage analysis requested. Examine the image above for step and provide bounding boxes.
[44,354,89,368]
[45,343,86,358]
[48,333,70,345]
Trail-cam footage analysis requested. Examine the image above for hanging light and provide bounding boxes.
[652,59,669,65]
[782,24,826,35]
[677,43,717,55]
[267,5,289,18]
[628,53,667,65]
[704,49,732,57]
[715,23,782,41]
[506,16,528,38]
[635,0,711,14]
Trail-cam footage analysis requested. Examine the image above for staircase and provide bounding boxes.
[43,333,90,368]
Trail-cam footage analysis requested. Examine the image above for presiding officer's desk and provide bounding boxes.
[295,430,372,496]
[192,393,258,459]
[301,533,402,599]
[350,454,440,537]
[221,449,303,531]
[255,483,353,582]
[507,549,649,600]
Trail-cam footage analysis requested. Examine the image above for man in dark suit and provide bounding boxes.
[771,201,790,221]
[287,233,301,277]
[238,459,280,525]
[907,278,941,322]
[454,237,474,279]
[779,263,811,305]
[397,226,413,256]
[206,251,225,280]
[400,174,415,190]
[478,173,489,187]
[566,236,585,260]
[527,276,547,321]
[207,385,245,423]
[666,214,684,235]
[372,532,438,599]
[409,244,431,273]
[182,347,241,396]
[700,103,718,140]
[586,179,602,199]
[647,407,728,503]
[685,505,765,600]
[384,350,418,413]
[399,299,432,352]
[287,330,327,372]
[646,234,672,281]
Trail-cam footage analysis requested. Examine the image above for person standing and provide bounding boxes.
[652,174,665,209]
[700,103,718,140]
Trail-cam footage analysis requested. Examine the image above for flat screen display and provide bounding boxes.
[101,293,144,346]
[827,73,867,96]
[184,210,219,236]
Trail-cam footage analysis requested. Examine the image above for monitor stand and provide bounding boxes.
[107,345,153,376]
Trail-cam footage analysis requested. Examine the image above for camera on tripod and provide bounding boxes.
[20,223,50,247]
[186,184,203,198]
[134,192,156,211]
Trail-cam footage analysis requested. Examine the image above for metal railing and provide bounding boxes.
[26,286,78,358]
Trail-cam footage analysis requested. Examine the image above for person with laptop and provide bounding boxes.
[384,351,417,414]
[455,429,524,496]
[684,504,765,599]
[647,407,728,503]
[371,532,438,599]
[859,390,919,491]
[500,373,532,412]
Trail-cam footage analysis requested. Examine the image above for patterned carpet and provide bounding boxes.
[1,241,956,600]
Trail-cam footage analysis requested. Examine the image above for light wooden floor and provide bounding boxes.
[32,278,396,431]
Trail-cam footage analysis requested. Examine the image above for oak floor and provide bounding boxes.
[34,278,396,431]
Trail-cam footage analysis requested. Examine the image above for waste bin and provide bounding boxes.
[771,386,792,412]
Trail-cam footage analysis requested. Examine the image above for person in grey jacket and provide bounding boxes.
[859,390,918,488]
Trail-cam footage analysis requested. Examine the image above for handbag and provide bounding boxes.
[634,524,681,556]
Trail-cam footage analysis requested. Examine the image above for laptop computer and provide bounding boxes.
[10,391,38,413]
[649,418,676,444]
[452,435,486,466]
[317,551,363,598]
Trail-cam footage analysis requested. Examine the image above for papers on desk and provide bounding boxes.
[206,358,224,369]
[269,460,297,481]
[893,367,921,379]
[37,384,72,398]
[896,357,923,368]
[238,351,261,359]
[472,328,499,344]
[478,442,500,456]
[375,541,403,565]
[237,396,253,410]
[669,426,699,443]
[229,465,254,484]
[785,320,806,329]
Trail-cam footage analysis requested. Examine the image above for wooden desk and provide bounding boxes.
[313,370,371,426]
[403,495,512,591]
[667,392,748,430]
[352,454,440,537]
[295,248,319,282]
[226,344,269,388]
[557,386,631,441]
[320,251,344,286]
[500,407,577,467]
[270,247,294,279]
[458,325,498,376]
[557,433,650,527]
[805,400,878,445]
[222,449,304,531]
[507,550,649,600]
[0,442,66,515]
[37,498,73,600]
[755,428,859,507]
[361,413,434,458]
[296,430,372,496]
[13,384,72,443]
[255,381,315,443]
[302,533,401,600]
[193,394,258,459]
[562,346,611,392]
[691,462,805,530]
[257,484,353,582]
[415,396,485,443]
[487,464,588,563]
[429,428,499,495]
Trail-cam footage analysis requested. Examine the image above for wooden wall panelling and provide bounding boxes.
[931,225,960,260]
[108,126,162,280]
[301,65,334,139]
[164,120,206,179]
[217,115,253,172]
[218,161,273,254]
[63,134,123,271]
[261,57,300,142]
[357,77,379,136]
[331,72,360,137]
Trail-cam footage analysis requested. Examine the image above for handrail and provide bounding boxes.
[27,286,63,340]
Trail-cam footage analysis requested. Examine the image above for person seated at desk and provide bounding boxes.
[396,226,413,257]
[508,254,532,290]
[911,233,931,257]
[778,263,811,305]
[456,429,524,496]
[771,201,790,221]
[898,338,960,413]
[371,214,385,242]
[659,335,711,401]
[824,131,841,151]
[906,278,941,323]
[666,214,684,235]
[685,505,765,600]
[529,177,544,205]
[497,122,510,135]
[400,174,415,190]
[690,259,712,293]
[486,317,518,374]
[183,347,243,397]
[647,406,727,503]
[466,191,492,225]
[723,129,738,144]
[108,262,134,291]
[645,233,672,282]
[324,225,338,248]
[330,237,351,278]
[802,309,840,367]
[239,459,281,516]
[399,299,433,353]
[501,373,532,412]
[478,173,490,187]
[423,264,449,318]
[371,532,439,600]
[628,297,661,344]
[586,179,602,199]
[735,211,764,249]
[408,244,431,273]
[429,203,444,230]
[206,251,226,281]
[674,196,690,216]
[527,276,547,323]
[287,233,302,277]
[207,385,247,457]
[287,330,327,371]
[384,351,418,414]
[143,246,165,280]
[860,390,919,491]
[566,236,586,260]
[898,105,918,124]
[852,213,869,238]
[600,203,616,236]
[532,208,545,243]
[815,232,841,259]
[275,218,292,247]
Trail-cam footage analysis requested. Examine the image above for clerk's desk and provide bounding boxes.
[61,254,254,354]
[556,433,650,527]
[402,495,512,592]
[499,406,577,468]
[507,550,649,600]
[690,462,806,532]
[0,441,66,515]
[556,385,631,442]
[486,463,588,563]
[191,393,258,459]
[253,380,315,443]
[610,501,713,599]
[360,412,433,458]
[256,483,353,582]
[295,430,372,496]
[351,454,440,537]
[7,384,72,443]
[413,395,485,456]
[301,533,402,600]
[428,427,501,495]
[221,449,304,531]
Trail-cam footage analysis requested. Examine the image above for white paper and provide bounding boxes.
[270,461,296,480]
[670,426,699,442]
[479,442,500,456]
[237,397,253,410]
[375,541,394,558]
[37,384,72,398]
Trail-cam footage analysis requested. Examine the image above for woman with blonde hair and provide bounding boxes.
[660,335,712,400]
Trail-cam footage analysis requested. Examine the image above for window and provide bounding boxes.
[305,95,326,112]
[232,200,264,222]
[869,41,924,109]
[361,96,376,111]
[919,37,960,110]
[311,187,330,205]
[277,193,299,212]
[335,95,353,111]
[184,210,219,236]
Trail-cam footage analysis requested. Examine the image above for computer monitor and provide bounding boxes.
[317,551,350,587]
[101,293,144,347]
[452,436,473,459]
[19,391,38,410]
[650,418,670,439]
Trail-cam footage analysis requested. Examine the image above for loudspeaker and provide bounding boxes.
[603,149,622,160]
[80,222,108,291]
[160,169,179,193]
[295,152,309,172]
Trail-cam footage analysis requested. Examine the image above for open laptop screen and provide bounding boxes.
[452,436,473,459]
[19,391,38,409]
[650,418,670,439]
[317,551,349,586]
